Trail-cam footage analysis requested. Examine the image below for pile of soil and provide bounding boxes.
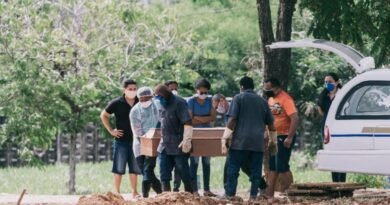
[78,192,390,205]
[78,192,130,205]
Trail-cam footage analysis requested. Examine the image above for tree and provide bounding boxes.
[0,0,202,193]
[299,0,390,66]
[256,0,297,89]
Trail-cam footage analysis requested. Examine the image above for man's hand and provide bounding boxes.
[178,125,192,153]
[109,129,123,138]
[221,128,233,154]
[284,137,293,148]
[221,139,229,155]
[267,131,278,155]
[268,140,277,155]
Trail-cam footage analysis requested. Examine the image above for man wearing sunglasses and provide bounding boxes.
[187,79,217,196]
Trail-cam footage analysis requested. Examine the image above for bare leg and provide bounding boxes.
[278,171,293,192]
[266,171,278,199]
[114,174,122,193]
[129,174,140,197]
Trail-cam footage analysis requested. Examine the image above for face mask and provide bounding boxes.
[325,83,335,92]
[155,95,167,107]
[264,90,275,98]
[172,90,178,96]
[198,94,208,100]
[140,100,152,108]
[216,104,226,114]
[125,90,137,99]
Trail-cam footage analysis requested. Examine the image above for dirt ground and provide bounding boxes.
[2,189,390,205]
[77,190,390,205]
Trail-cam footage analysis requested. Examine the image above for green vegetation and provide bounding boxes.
[0,152,331,194]
[348,174,386,189]
[0,0,388,194]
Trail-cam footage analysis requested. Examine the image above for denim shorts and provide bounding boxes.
[112,140,141,175]
[269,135,295,173]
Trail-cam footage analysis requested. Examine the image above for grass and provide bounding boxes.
[0,152,331,195]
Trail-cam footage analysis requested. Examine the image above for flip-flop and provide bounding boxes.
[259,194,274,203]
[131,194,142,201]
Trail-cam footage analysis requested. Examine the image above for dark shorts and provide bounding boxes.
[269,135,295,173]
[112,140,141,175]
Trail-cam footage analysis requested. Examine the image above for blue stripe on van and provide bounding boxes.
[331,134,372,137]
[373,134,390,137]
[331,134,390,137]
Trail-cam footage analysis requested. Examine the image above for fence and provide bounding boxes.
[0,126,113,167]
[0,114,309,167]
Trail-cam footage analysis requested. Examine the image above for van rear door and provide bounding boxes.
[266,39,375,73]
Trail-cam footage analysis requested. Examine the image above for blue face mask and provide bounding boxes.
[325,83,335,92]
[155,95,167,107]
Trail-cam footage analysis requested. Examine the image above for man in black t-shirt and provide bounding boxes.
[100,79,141,198]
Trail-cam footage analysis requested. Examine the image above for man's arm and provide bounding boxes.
[130,109,143,138]
[317,106,324,117]
[221,117,236,154]
[192,107,217,124]
[268,124,276,132]
[188,110,203,125]
[100,110,122,138]
[226,117,236,130]
[283,112,299,148]
[288,112,299,139]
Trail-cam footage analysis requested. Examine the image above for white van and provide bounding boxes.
[267,39,390,175]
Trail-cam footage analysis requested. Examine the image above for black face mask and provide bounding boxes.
[264,90,275,98]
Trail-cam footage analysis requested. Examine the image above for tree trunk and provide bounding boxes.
[257,0,297,90]
[68,133,76,194]
[56,132,62,163]
[275,0,297,89]
[256,0,277,81]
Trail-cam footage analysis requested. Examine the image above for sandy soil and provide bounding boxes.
[1,189,390,205]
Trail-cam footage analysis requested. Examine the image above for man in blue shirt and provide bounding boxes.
[187,79,217,196]
[154,84,194,193]
[221,76,276,200]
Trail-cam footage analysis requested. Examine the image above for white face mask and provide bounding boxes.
[216,104,226,114]
[172,90,178,96]
[198,94,207,100]
[140,100,152,108]
[125,90,137,99]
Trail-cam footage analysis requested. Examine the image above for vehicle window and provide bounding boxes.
[338,82,390,119]
[357,86,390,113]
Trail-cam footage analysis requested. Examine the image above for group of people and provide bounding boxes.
[99,73,344,201]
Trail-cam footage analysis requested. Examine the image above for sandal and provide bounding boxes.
[203,190,217,197]
[131,193,142,201]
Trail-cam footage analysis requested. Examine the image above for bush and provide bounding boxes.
[348,173,385,188]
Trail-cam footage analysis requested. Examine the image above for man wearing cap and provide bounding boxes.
[130,87,162,198]
[154,84,194,193]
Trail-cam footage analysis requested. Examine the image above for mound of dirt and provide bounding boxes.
[78,192,131,205]
[78,192,247,205]
[78,192,390,205]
